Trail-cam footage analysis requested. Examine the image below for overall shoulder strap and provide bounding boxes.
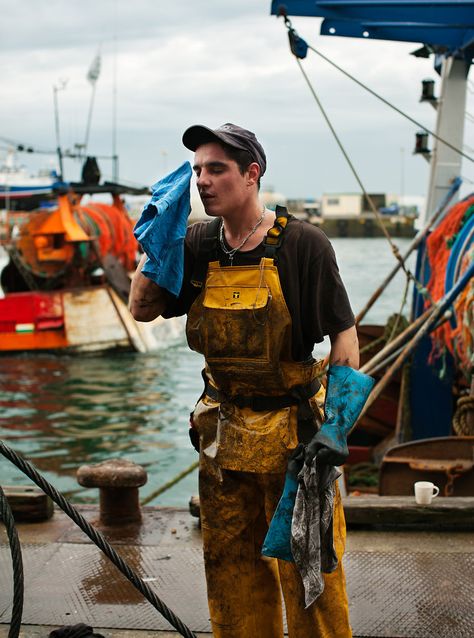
[190,218,220,288]
[263,205,290,260]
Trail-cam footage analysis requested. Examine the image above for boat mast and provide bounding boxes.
[84,52,101,159]
[112,0,119,182]
[425,58,470,223]
[53,79,67,181]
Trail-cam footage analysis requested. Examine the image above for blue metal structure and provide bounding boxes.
[271,1,474,62]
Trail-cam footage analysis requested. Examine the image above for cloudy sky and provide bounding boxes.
[1,1,473,202]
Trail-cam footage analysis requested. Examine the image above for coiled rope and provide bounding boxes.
[452,396,474,436]
[0,485,24,638]
[0,441,197,638]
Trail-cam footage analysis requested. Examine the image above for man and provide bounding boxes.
[130,123,360,637]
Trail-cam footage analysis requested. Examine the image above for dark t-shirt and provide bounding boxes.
[163,215,355,361]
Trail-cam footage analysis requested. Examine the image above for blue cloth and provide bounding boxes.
[133,161,192,297]
[261,445,304,562]
[261,471,299,562]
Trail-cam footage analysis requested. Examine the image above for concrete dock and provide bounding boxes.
[1,503,473,637]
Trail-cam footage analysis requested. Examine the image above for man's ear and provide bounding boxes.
[247,162,260,186]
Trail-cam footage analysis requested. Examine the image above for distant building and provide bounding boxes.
[321,193,386,218]
[320,192,423,220]
[317,192,421,238]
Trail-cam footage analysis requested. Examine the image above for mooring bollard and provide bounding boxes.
[77,458,147,526]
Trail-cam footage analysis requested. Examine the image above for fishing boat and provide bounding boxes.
[0,162,182,354]
[0,148,58,206]
[268,1,474,499]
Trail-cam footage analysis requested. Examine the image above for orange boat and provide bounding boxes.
[0,176,175,354]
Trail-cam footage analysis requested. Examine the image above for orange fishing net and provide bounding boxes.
[75,198,137,271]
[425,194,474,371]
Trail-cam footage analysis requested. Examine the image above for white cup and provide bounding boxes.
[414,481,440,505]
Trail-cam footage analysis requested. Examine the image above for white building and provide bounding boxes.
[321,193,386,218]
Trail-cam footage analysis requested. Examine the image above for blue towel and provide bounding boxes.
[133,161,192,297]
[261,445,304,562]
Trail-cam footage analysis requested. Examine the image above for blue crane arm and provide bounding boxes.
[270,1,474,60]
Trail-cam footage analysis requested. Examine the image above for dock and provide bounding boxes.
[1,500,473,637]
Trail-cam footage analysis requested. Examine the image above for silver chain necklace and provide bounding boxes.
[219,207,266,265]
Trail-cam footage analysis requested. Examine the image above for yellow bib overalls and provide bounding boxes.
[187,225,352,638]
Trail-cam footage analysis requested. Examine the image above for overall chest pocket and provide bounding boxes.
[201,285,272,361]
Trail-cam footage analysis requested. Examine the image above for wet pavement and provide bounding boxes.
[1,505,473,637]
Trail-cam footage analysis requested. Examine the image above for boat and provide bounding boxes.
[0,148,58,207]
[269,1,474,499]
[0,161,182,354]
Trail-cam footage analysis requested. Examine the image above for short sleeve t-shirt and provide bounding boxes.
[163,215,355,361]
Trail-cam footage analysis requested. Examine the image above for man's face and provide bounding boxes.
[193,142,251,217]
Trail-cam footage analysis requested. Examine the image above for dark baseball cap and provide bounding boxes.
[182,123,266,176]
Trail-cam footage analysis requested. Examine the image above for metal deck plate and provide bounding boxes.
[1,544,473,636]
[0,544,209,633]
[346,551,474,637]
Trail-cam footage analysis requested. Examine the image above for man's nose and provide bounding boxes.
[197,170,210,189]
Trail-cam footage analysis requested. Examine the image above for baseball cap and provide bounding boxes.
[182,123,266,176]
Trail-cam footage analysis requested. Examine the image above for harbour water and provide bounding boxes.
[0,238,415,506]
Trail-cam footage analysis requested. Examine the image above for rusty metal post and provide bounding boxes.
[77,459,147,526]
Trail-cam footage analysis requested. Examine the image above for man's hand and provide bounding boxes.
[304,437,348,467]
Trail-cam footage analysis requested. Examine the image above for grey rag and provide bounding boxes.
[291,459,341,608]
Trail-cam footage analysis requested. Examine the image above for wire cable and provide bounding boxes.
[0,485,24,638]
[0,441,197,638]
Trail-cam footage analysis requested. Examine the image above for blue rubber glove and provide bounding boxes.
[305,365,375,467]
[133,161,192,297]
[261,445,305,562]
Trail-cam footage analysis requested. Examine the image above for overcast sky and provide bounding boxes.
[1,1,473,202]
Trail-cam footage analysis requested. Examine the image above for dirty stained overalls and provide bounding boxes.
[187,212,352,638]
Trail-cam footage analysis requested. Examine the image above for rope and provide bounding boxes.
[306,43,474,165]
[141,460,199,506]
[0,441,197,638]
[284,16,436,312]
[291,43,429,305]
[452,396,474,436]
[0,485,24,638]
[294,58,408,265]
[387,278,410,343]
[355,178,462,325]
[281,14,462,316]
